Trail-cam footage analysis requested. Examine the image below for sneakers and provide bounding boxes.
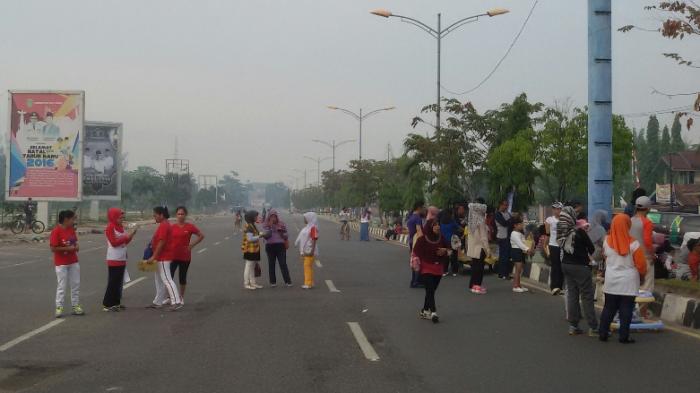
[470,285,487,295]
[452,273,457,277]
[568,326,584,335]
[146,303,163,309]
[301,285,312,289]
[270,283,277,288]
[430,312,440,323]
[168,303,183,312]
[512,287,529,293]
[419,310,431,320]
[162,298,172,306]
[588,328,599,337]
[253,284,263,289]
[72,305,85,316]
[551,288,562,296]
[285,283,293,287]
[103,305,120,312]
[55,306,64,318]
[244,285,256,290]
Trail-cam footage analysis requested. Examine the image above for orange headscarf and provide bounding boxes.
[607,214,633,256]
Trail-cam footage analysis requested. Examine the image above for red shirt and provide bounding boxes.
[171,223,201,262]
[152,221,175,262]
[689,252,700,281]
[50,225,78,266]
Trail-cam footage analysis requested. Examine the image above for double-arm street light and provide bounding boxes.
[312,138,356,171]
[370,7,509,131]
[327,106,395,161]
[292,169,308,189]
[304,156,332,186]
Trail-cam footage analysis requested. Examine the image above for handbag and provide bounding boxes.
[410,251,421,272]
[143,241,153,260]
[254,262,262,277]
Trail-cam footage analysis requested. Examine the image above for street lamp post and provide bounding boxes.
[371,7,508,131]
[312,138,356,171]
[327,106,395,161]
[304,156,332,186]
[293,169,308,189]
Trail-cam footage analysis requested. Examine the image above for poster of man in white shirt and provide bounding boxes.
[82,122,122,200]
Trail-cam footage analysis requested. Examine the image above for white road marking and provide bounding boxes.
[315,259,323,268]
[214,241,221,246]
[197,248,208,254]
[0,320,65,352]
[81,246,105,253]
[0,260,41,270]
[123,276,146,289]
[325,280,340,293]
[225,237,230,240]
[347,322,380,362]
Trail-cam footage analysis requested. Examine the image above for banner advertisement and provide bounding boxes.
[82,122,122,200]
[656,183,672,205]
[6,91,84,201]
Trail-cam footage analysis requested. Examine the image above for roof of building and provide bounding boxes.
[661,150,700,171]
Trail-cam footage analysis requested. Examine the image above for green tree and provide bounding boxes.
[640,115,662,190]
[219,172,247,207]
[123,166,164,215]
[671,115,686,152]
[485,130,538,211]
[661,125,671,157]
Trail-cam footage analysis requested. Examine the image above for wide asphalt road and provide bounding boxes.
[0,213,698,393]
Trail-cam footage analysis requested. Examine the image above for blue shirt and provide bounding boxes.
[440,221,460,243]
[407,213,423,250]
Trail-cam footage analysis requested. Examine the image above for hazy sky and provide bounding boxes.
[0,0,697,186]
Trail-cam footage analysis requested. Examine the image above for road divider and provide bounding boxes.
[347,322,379,362]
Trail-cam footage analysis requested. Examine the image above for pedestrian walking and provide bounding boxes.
[407,201,426,288]
[102,208,137,312]
[360,208,371,241]
[599,214,647,344]
[440,208,461,277]
[339,207,351,240]
[234,210,243,234]
[495,200,512,279]
[147,206,183,311]
[561,218,598,336]
[170,206,205,303]
[50,210,84,318]
[413,218,449,323]
[545,202,564,295]
[262,209,292,287]
[295,212,319,289]
[510,216,532,293]
[242,210,263,290]
[467,200,490,294]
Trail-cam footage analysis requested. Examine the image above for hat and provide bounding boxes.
[552,202,563,209]
[635,196,651,209]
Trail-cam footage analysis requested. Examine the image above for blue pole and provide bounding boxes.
[588,0,612,216]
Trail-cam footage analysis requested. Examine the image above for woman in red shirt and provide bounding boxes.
[146,206,182,311]
[413,218,450,323]
[170,206,205,302]
[50,210,83,318]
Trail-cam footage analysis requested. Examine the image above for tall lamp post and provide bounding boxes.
[370,7,508,131]
[312,138,355,171]
[304,156,332,186]
[293,169,308,189]
[327,106,395,161]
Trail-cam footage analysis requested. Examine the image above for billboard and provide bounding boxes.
[6,91,84,201]
[82,122,122,200]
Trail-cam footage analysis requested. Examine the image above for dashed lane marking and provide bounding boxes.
[0,320,65,352]
[347,322,380,362]
[315,259,323,268]
[123,276,147,289]
[214,241,221,246]
[325,280,340,293]
[197,248,208,254]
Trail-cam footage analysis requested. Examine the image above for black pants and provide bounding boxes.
[497,238,511,278]
[102,265,126,307]
[266,243,291,285]
[444,250,459,275]
[170,261,190,285]
[469,250,486,288]
[421,274,442,312]
[549,246,564,290]
[599,293,636,341]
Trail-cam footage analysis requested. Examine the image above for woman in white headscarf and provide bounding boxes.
[295,212,319,289]
[466,199,491,294]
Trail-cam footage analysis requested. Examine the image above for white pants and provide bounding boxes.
[55,263,80,307]
[243,260,257,286]
[153,261,181,306]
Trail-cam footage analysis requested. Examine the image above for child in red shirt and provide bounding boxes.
[50,210,83,318]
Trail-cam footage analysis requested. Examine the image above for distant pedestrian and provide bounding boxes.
[407,201,426,288]
[561,218,598,336]
[359,208,371,241]
[242,210,263,290]
[440,208,461,277]
[147,206,183,310]
[170,206,205,303]
[599,214,647,344]
[510,216,532,293]
[545,202,564,295]
[413,218,449,323]
[234,210,243,234]
[102,208,137,312]
[495,200,512,280]
[295,212,319,289]
[50,210,84,318]
[262,209,292,287]
[339,207,351,240]
[467,200,490,294]
[624,188,646,217]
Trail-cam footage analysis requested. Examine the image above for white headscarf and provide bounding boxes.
[295,212,319,256]
[467,203,487,233]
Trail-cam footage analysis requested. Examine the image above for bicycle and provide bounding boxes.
[10,214,46,235]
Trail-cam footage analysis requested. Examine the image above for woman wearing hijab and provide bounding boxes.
[295,212,319,289]
[599,214,648,344]
[467,201,490,294]
[413,218,449,323]
[360,209,371,241]
[102,208,137,311]
[262,209,292,287]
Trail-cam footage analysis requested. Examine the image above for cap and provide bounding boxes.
[635,196,651,209]
[551,202,563,209]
